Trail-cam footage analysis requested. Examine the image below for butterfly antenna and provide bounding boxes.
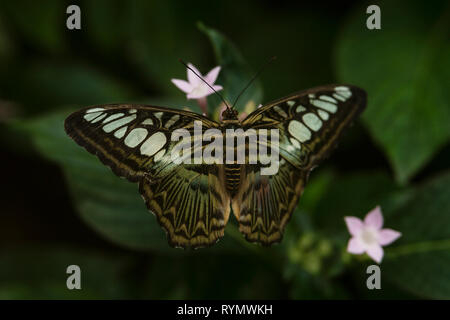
[232,56,276,109]
[179,59,230,109]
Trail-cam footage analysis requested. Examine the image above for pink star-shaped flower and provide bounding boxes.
[345,206,401,264]
[171,63,223,100]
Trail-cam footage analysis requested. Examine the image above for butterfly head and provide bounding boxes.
[221,107,239,121]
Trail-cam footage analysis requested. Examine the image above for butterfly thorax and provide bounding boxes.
[221,107,239,121]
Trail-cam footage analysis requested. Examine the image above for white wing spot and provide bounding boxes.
[91,113,108,123]
[287,100,295,107]
[103,114,136,133]
[129,109,137,113]
[319,95,337,103]
[317,109,329,120]
[336,90,352,99]
[102,113,125,123]
[308,93,316,99]
[290,137,301,149]
[288,120,311,142]
[333,93,346,102]
[296,105,307,113]
[303,113,322,131]
[335,86,350,91]
[153,149,166,162]
[154,112,163,119]
[311,99,338,113]
[274,106,288,118]
[124,128,148,148]
[86,107,105,113]
[286,144,295,153]
[114,126,127,139]
[164,114,180,128]
[140,132,167,156]
[83,111,103,122]
[142,118,154,126]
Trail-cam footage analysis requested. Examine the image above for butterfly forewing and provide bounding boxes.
[234,85,366,245]
[65,104,230,248]
[65,105,219,181]
[242,85,366,169]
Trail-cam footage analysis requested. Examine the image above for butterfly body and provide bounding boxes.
[65,84,366,248]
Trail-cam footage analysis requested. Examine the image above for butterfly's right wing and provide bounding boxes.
[65,105,231,248]
[233,85,367,245]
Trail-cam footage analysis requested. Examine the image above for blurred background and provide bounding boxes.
[0,0,449,299]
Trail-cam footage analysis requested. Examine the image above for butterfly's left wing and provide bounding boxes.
[65,104,231,248]
[232,84,367,245]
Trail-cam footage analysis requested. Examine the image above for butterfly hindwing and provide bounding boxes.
[232,161,308,245]
[234,85,367,245]
[140,163,231,248]
[65,104,230,248]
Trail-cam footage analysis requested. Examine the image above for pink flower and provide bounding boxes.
[171,63,223,100]
[345,206,401,264]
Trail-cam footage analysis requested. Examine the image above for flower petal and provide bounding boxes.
[171,79,192,93]
[364,206,384,229]
[205,66,221,84]
[218,104,228,121]
[378,228,402,246]
[366,244,384,264]
[238,112,248,122]
[187,92,204,99]
[212,85,223,92]
[347,237,365,254]
[196,97,208,115]
[187,63,202,86]
[344,216,364,236]
[187,90,212,99]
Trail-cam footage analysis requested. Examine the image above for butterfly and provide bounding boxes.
[65,84,366,249]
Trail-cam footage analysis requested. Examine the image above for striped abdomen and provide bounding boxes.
[224,164,241,196]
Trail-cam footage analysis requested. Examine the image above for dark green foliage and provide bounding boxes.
[1,0,449,299]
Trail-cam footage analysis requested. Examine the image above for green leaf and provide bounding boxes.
[336,0,450,184]
[13,111,170,252]
[0,1,66,53]
[0,15,15,62]
[0,61,136,114]
[349,262,418,299]
[142,254,283,299]
[10,110,245,253]
[302,168,450,298]
[84,0,132,52]
[0,246,135,299]
[285,266,350,299]
[382,171,450,298]
[309,171,403,240]
[114,1,196,96]
[198,22,263,113]
[24,62,136,109]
